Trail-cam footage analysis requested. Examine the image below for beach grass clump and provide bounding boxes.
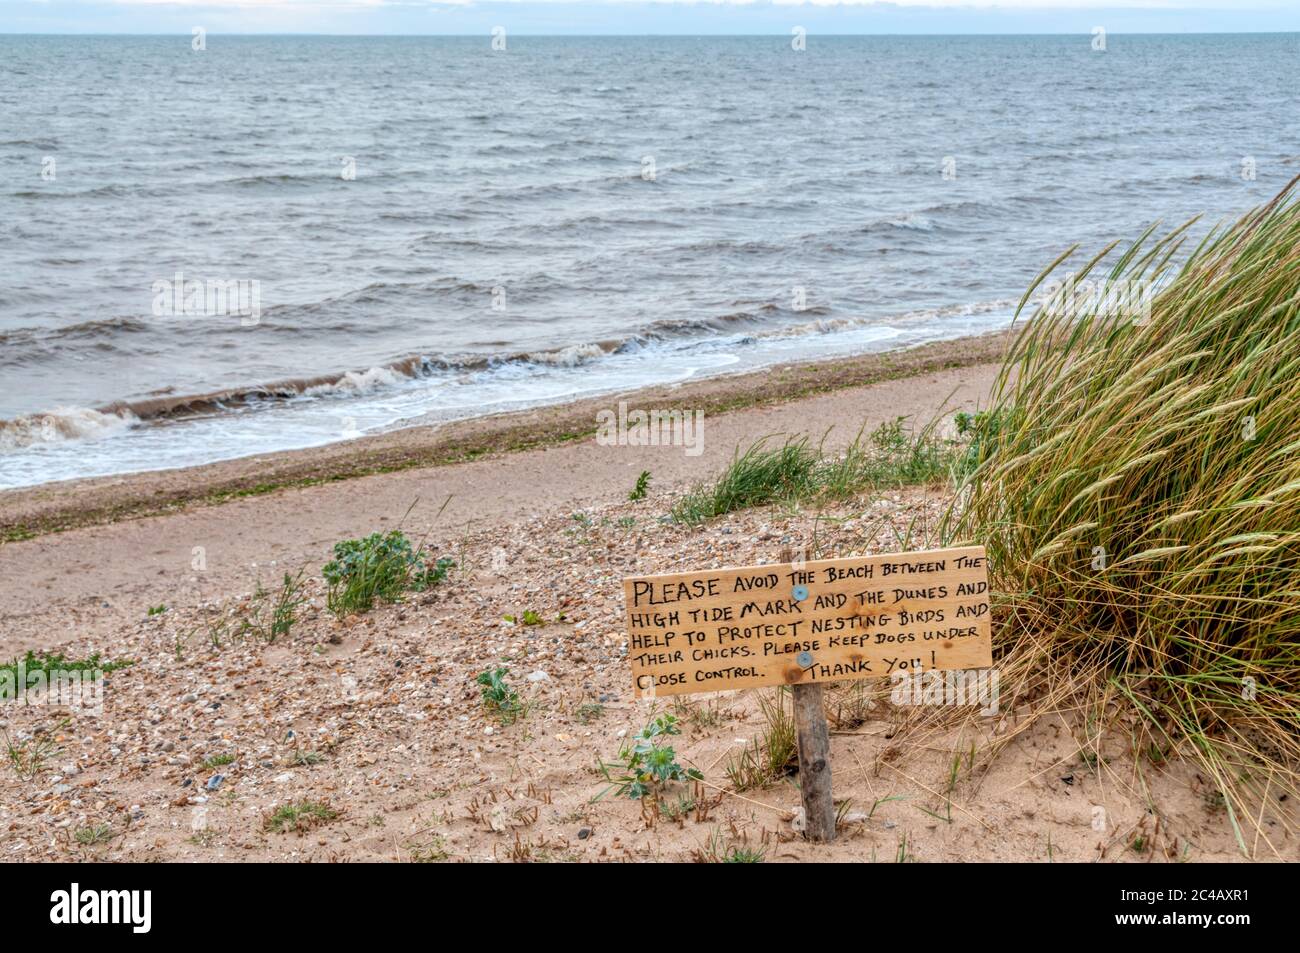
[671,437,819,524]
[693,829,767,863]
[264,799,339,833]
[2,718,68,782]
[818,416,961,498]
[245,570,307,642]
[725,690,798,792]
[948,179,1300,843]
[1,651,132,683]
[74,823,114,846]
[670,420,963,525]
[322,530,453,616]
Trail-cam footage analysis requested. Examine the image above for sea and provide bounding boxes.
[1,33,1296,488]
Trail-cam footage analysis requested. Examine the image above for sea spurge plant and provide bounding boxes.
[476,667,523,725]
[600,712,702,800]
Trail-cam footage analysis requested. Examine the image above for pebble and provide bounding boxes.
[205,774,224,791]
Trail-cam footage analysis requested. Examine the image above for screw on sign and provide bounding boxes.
[622,544,993,844]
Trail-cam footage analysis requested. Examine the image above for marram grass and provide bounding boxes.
[947,177,1300,849]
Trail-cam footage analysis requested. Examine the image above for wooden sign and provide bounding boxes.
[624,545,991,699]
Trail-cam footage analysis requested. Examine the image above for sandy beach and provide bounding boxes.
[0,332,1276,862]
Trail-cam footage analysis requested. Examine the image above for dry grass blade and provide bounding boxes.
[940,176,1300,852]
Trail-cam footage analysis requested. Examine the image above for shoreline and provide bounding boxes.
[0,329,1012,543]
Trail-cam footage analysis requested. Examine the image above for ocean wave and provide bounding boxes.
[523,342,609,367]
[302,366,408,397]
[0,316,155,366]
[0,297,1017,447]
[0,407,138,451]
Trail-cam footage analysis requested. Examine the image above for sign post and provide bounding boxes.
[780,545,836,842]
[622,544,992,843]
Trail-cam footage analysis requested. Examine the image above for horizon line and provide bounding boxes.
[4,29,1299,37]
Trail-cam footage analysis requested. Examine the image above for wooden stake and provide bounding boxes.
[781,546,836,843]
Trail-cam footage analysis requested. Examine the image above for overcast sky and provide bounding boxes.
[3,0,1298,35]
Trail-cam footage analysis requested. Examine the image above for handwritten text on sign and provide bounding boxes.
[623,546,992,698]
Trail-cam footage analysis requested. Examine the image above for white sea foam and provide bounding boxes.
[524,342,608,366]
[0,407,138,452]
[302,366,407,397]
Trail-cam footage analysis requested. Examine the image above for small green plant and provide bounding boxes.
[916,752,961,824]
[574,702,605,724]
[202,609,233,649]
[147,604,167,616]
[476,667,523,724]
[953,408,1009,477]
[668,419,969,526]
[2,719,68,782]
[264,800,339,833]
[864,794,906,820]
[598,712,702,800]
[74,823,114,846]
[421,556,456,587]
[188,830,218,848]
[322,530,451,616]
[725,692,797,792]
[896,833,913,863]
[659,792,698,822]
[407,833,449,862]
[674,697,731,730]
[247,570,308,642]
[628,470,651,501]
[694,828,766,863]
[287,749,323,767]
[201,752,236,770]
[671,437,817,525]
[0,651,132,686]
[503,610,545,626]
